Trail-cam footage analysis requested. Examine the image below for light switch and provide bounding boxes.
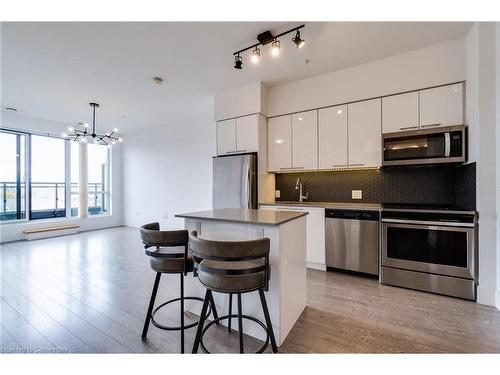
[275,190,281,198]
[352,190,362,199]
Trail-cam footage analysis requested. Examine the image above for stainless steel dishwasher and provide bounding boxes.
[325,209,380,276]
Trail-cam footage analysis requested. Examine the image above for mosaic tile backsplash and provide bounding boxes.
[275,163,476,209]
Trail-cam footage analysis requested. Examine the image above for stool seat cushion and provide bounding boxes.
[146,246,193,273]
[197,259,269,293]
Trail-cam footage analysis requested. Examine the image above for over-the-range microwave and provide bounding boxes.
[382,125,466,166]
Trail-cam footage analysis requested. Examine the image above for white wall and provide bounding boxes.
[122,108,215,229]
[214,82,267,121]
[496,23,500,310]
[465,22,499,307]
[267,39,466,117]
[0,111,123,242]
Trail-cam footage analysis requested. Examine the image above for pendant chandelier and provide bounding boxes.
[61,102,122,146]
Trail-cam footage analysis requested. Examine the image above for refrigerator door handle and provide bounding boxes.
[242,161,250,208]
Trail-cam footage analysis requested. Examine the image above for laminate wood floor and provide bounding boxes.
[1,226,499,353]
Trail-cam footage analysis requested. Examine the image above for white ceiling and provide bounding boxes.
[1,22,472,133]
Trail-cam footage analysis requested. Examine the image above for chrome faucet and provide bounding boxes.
[295,178,309,202]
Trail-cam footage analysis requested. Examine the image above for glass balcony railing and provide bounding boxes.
[0,181,108,221]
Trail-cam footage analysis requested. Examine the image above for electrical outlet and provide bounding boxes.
[352,190,362,200]
[275,190,281,198]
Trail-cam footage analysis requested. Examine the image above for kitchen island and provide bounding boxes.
[175,208,308,346]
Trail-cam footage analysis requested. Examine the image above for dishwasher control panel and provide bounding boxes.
[325,209,380,221]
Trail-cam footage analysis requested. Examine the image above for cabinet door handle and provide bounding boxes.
[292,166,304,169]
[279,167,291,170]
[349,163,364,166]
[331,164,347,168]
[224,151,235,154]
[236,149,248,153]
[399,126,418,130]
[421,123,441,128]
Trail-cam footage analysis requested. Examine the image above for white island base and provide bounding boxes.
[178,209,307,347]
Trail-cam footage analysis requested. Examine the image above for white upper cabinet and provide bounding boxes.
[348,98,382,167]
[268,115,292,171]
[217,114,260,155]
[318,105,348,168]
[236,114,259,153]
[382,92,419,134]
[292,110,318,170]
[419,83,463,128]
[217,119,236,155]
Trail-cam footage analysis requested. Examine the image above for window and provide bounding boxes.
[30,135,66,220]
[87,143,110,216]
[0,130,113,223]
[70,142,80,217]
[0,131,26,221]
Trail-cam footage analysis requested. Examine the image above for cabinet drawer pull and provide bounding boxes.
[236,149,248,153]
[399,126,418,130]
[331,164,347,168]
[421,123,441,128]
[349,163,364,166]
[224,151,235,154]
[279,167,292,170]
[292,166,304,169]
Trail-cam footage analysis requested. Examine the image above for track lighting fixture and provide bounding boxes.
[292,29,305,49]
[271,40,280,56]
[251,47,261,63]
[234,54,243,69]
[232,24,305,69]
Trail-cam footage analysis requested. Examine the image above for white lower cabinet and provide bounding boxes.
[260,204,325,270]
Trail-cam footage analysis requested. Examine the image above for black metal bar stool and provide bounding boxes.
[140,223,219,353]
[189,231,278,354]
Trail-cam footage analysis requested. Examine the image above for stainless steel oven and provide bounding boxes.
[381,208,477,300]
[382,125,466,166]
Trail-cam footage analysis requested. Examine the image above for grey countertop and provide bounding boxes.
[175,208,308,226]
[260,201,382,211]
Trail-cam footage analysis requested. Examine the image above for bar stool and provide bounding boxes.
[140,223,219,353]
[189,231,278,354]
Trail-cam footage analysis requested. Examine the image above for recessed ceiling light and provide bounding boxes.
[337,109,343,115]
[153,76,164,85]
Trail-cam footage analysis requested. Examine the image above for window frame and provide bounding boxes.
[0,129,29,223]
[86,144,111,217]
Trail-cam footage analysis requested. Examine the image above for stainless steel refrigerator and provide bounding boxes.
[212,153,257,209]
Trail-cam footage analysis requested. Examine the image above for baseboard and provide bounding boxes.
[477,286,497,306]
[306,261,326,271]
[25,227,79,240]
[496,290,500,311]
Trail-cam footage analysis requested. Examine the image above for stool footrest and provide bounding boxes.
[151,296,211,331]
[199,314,270,354]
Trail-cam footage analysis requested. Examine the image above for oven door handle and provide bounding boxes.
[382,218,474,228]
[444,132,451,157]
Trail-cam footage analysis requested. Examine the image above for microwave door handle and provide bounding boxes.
[444,132,451,157]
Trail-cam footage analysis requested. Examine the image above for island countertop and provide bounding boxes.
[175,208,308,226]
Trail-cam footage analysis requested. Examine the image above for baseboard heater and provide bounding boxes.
[23,224,80,240]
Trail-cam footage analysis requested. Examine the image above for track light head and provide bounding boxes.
[234,54,243,69]
[271,39,280,56]
[292,30,305,49]
[251,47,261,64]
